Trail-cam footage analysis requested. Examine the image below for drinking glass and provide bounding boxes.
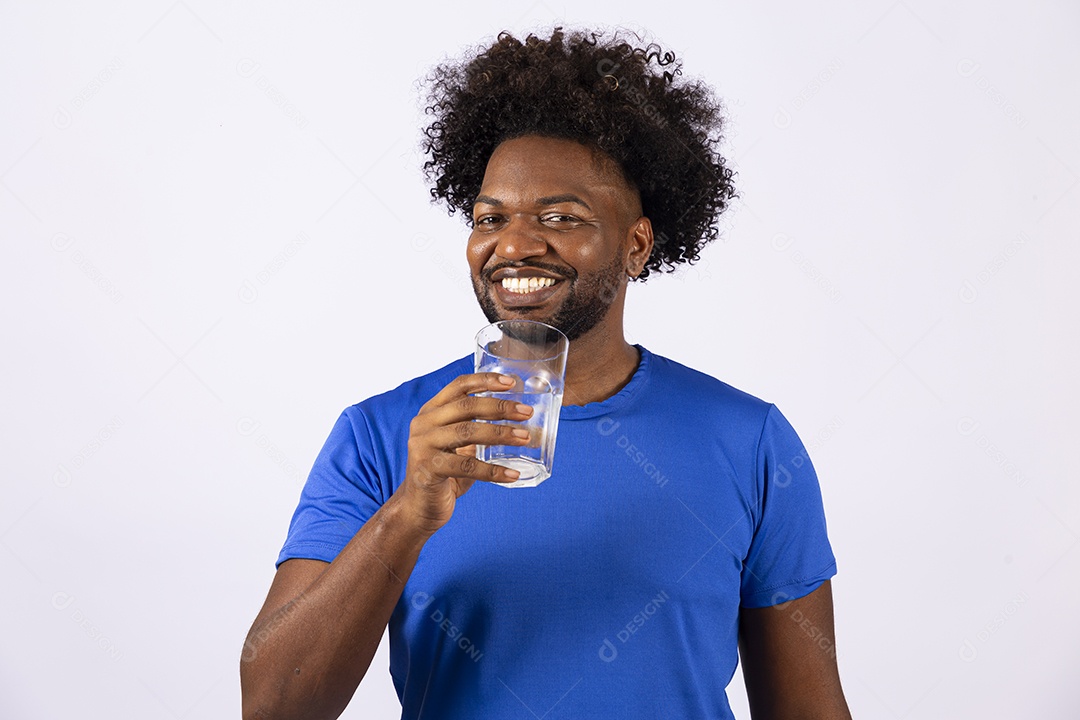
[474,320,569,488]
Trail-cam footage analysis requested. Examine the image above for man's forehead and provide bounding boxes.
[476,135,638,205]
[487,135,622,172]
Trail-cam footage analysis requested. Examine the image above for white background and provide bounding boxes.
[2,0,1078,718]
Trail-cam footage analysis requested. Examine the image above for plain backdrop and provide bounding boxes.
[2,0,1078,718]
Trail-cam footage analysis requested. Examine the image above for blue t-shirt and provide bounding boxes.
[278,346,836,719]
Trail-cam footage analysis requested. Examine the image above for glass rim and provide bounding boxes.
[474,319,569,362]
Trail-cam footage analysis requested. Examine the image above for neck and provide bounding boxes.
[561,321,640,406]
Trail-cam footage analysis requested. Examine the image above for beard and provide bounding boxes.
[473,254,625,341]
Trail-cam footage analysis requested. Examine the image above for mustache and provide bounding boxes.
[482,261,577,283]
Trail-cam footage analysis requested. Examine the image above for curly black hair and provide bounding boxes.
[421,27,737,280]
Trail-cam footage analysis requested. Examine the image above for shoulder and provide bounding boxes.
[643,348,773,427]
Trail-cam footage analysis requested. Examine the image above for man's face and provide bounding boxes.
[467,135,650,342]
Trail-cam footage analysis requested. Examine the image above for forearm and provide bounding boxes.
[241,492,431,720]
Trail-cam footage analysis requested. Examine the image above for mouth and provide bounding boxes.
[500,275,558,293]
[488,270,567,307]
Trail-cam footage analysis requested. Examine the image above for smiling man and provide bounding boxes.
[469,134,652,406]
[242,28,851,720]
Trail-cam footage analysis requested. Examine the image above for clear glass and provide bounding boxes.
[474,320,569,488]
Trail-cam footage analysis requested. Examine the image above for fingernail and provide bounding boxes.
[498,375,515,385]
[515,403,532,414]
[504,468,520,479]
[511,428,530,439]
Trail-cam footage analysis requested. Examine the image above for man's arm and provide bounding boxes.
[738,580,852,720]
[240,373,531,720]
[240,493,433,720]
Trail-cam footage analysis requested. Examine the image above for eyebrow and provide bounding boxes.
[473,193,593,211]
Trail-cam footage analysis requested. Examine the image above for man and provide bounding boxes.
[241,28,851,720]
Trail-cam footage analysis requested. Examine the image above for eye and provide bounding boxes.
[542,213,580,224]
[473,214,504,227]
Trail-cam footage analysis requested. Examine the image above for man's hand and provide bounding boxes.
[397,372,533,535]
[240,374,529,719]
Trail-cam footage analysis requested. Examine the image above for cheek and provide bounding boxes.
[466,234,488,268]
[575,245,601,261]
[563,241,605,267]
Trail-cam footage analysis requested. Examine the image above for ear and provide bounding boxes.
[625,216,654,279]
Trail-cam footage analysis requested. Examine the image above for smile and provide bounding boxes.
[490,275,564,307]
[501,277,557,293]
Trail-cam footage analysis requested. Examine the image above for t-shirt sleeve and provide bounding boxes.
[276,407,386,568]
[739,404,837,608]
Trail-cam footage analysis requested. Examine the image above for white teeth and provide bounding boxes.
[501,277,556,293]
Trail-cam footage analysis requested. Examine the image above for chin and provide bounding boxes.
[499,311,551,327]
[479,297,548,325]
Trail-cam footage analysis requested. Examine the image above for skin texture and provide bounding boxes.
[240,135,851,719]
[740,581,853,720]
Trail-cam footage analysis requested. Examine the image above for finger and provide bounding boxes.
[428,420,532,452]
[420,394,534,432]
[446,452,481,493]
[431,451,522,484]
[419,373,516,414]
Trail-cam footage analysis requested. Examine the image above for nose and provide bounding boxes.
[494,216,548,261]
